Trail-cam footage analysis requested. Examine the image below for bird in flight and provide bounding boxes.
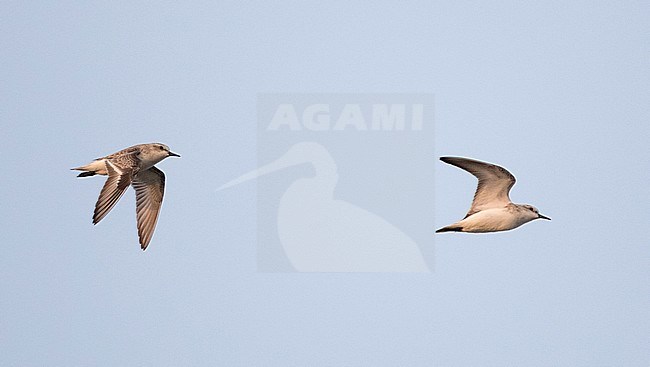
[436,156,550,233]
[72,143,180,250]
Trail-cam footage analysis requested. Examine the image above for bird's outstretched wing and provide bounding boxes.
[132,166,166,250]
[93,160,133,224]
[440,157,516,218]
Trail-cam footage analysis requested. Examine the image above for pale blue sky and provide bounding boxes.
[1,1,649,366]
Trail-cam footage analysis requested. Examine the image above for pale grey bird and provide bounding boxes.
[72,143,180,250]
[436,156,550,233]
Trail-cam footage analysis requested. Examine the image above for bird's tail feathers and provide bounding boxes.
[76,171,97,177]
[71,160,106,178]
[71,165,97,177]
[435,225,463,233]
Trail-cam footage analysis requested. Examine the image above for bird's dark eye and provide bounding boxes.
[159,146,164,150]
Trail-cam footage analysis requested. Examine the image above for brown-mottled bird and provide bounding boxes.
[72,143,180,250]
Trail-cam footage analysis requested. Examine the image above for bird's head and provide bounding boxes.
[146,143,180,160]
[136,143,180,168]
[522,204,551,221]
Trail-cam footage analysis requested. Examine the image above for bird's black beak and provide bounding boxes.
[538,214,551,220]
[168,151,181,157]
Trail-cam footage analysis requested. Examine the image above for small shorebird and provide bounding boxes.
[436,156,550,233]
[72,143,180,250]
